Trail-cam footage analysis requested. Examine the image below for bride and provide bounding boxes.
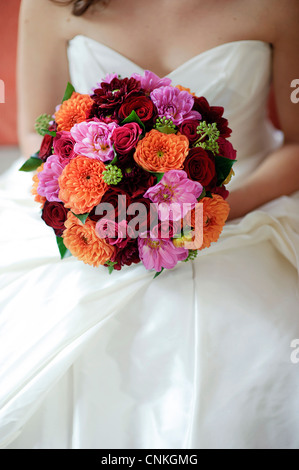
[0,0,299,449]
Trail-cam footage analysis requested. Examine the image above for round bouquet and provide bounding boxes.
[20,71,236,277]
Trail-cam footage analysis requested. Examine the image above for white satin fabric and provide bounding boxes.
[0,37,299,449]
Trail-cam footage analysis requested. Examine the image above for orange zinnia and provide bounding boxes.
[32,164,47,208]
[63,212,115,267]
[176,85,196,96]
[55,92,94,131]
[133,129,189,173]
[58,156,108,214]
[190,195,230,250]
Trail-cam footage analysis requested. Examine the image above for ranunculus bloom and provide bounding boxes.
[38,155,69,202]
[118,95,157,127]
[144,169,202,221]
[112,122,142,155]
[138,235,188,271]
[150,86,194,125]
[58,156,108,214]
[63,212,115,267]
[192,96,232,138]
[41,200,69,237]
[131,70,172,94]
[55,92,94,132]
[53,131,77,161]
[134,129,189,173]
[188,195,230,250]
[178,119,201,145]
[217,137,237,160]
[71,120,118,162]
[184,147,216,188]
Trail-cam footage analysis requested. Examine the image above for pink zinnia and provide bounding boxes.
[131,70,172,94]
[144,170,203,221]
[37,155,69,202]
[150,86,195,125]
[138,235,188,271]
[70,120,118,162]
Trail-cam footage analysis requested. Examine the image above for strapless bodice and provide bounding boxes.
[67,36,284,187]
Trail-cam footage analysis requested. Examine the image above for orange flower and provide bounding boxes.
[176,85,196,96]
[55,92,94,132]
[63,212,115,267]
[189,195,230,250]
[31,164,47,208]
[58,156,108,214]
[133,129,189,173]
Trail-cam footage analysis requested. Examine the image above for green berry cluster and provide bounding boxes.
[102,165,123,185]
[194,121,220,154]
[35,114,53,136]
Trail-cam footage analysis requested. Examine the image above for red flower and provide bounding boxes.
[110,239,140,270]
[217,137,237,160]
[53,131,77,161]
[91,77,141,115]
[39,134,54,161]
[184,147,216,188]
[118,94,157,128]
[89,187,132,223]
[112,122,142,155]
[178,119,201,145]
[193,96,232,138]
[118,162,157,198]
[41,201,69,236]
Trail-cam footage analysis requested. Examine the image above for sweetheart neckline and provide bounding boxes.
[68,35,272,78]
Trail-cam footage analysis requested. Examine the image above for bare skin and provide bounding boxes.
[18,0,299,219]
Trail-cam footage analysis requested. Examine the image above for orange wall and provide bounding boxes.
[0,0,21,145]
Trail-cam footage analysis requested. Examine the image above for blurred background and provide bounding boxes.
[0,0,281,176]
[0,0,21,174]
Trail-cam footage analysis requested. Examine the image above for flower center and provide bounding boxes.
[157,150,164,158]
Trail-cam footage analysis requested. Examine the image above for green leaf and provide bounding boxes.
[121,110,145,133]
[62,82,75,103]
[106,261,118,274]
[56,236,71,259]
[215,156,237,186]
[152,172,164,183]
[197,188,206,201]
[153,267,164,279]
[72,212,89,224]
[19,155,43,172]
[44,130,57,137]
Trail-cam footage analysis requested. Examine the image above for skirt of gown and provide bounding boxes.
[0,156,299,450]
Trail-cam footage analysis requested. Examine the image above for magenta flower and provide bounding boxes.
[53,131,77,161]
[138,235,188,271]
[144,170,203,221]
[37,155,69,202]
[70,120,118,162]
[150,86,195,125]
[131,70,172,94]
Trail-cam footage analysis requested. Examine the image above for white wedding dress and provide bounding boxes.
[0,37,299,450]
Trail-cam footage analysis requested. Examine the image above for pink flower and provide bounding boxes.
[37,155,69,202]
[131,70,172,94]
[144,170,203,221]
[53,131,77,161]
[150,86,195,125]
[95,218,131,249]
[70,120,118,162]
[138,235,188,271]
[92,73,119,92]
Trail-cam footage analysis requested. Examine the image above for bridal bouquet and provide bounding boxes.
[20,71,236,276]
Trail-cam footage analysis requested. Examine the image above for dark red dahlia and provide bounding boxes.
[91,77,142,116]
[89,187,132,223]
[117,163,157,199]
[110,239,140,270]
[193,96,232,138]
